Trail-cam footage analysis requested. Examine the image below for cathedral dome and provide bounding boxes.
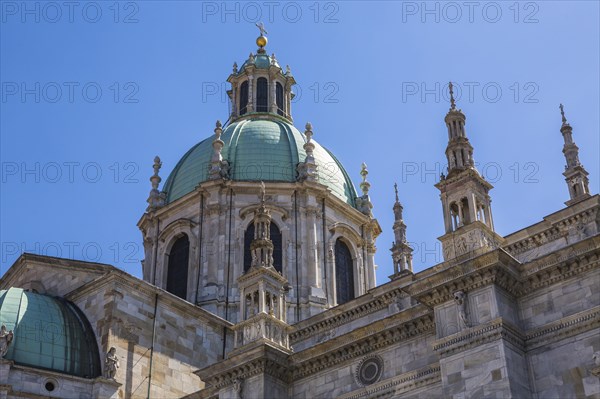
[162,117,358,205]
[239,53,278,70]
[0,287,101,378]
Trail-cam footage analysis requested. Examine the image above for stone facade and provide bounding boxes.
[0,255,229,399]
[1,33,599,399]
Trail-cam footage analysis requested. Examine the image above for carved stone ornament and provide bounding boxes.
[355,355,384,386]
[0,325,14,358]
[105,347,119,380]
[453,291,470,329]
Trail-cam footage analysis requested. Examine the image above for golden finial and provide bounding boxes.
[255,22,268,50]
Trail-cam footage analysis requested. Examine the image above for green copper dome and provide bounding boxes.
[0,287,101,378]
[239,53,278,70]
[163,118,358,205]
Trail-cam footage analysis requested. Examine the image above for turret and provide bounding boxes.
[559,104,591,206]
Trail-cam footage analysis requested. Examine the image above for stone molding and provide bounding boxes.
[520,236,600,295]
[406,249,522,307]
[504,198,599,256]
[433,307,600,357]
[290,288,407,345]
[291,311,435,380]
[525,306,600,351]
[338,364,441,399]
[65,270,232,328]
[433,317,525,357]
[291,237,598,347]
[196,343,292,389]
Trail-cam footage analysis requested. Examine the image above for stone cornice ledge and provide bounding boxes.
[291,310,435,380]
[338,364,441,399]
[195,342,292,389]
[290,287,408,345]
[433,317,524,357]
[407,249,522,307]
[525,306,600,351]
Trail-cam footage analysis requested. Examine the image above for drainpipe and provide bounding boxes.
[147,293,159,399]
[222,188,234,359]
[195,194,205,304]
[294,190,300,322]
[152,218,160,286]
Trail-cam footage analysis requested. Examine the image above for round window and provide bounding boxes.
[44,379,57,392]
[356,356,383,386]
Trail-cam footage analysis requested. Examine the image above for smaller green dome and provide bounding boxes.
[240,53,279,70]
[0,288,101,378]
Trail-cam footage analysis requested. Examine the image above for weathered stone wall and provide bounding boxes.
[68,275,228,399]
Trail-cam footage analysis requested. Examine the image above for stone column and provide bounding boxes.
[247,75,254,113]
[469,193,478,223]
[306,208,319,288]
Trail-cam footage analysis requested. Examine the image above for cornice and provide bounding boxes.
[338,364,441,399]
[291,310,435,380]
[525,306,600,351]
[406,249,522,307]
[290,288,407,345]
[65,271,232,329]
[433,317,524,357]
[196,343,292,389]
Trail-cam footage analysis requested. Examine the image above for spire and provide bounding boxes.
[559,104,591,206]
[560,103,568,124]
[393,183,403,221]
[443,82,474,175]
[435,85,500,261]
[356,163,373,217]
[146,156,166,211]
[390,183,412,278]
[208,120,230,180]
[297,122,318,182]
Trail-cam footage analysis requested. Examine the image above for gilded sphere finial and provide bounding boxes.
[256,35,268,48]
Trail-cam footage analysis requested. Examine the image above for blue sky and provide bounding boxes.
[1,1,598,285]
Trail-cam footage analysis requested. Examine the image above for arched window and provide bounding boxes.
[276,82,284,116]
[335,238,354,305]
[244,221,282,273]
[256,77,268,112]
[166,235,189,300]
[239,81,249,115]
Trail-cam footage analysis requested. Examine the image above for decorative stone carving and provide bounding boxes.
[355,355,384,386]
[146,156,166,211]
[105,347,119,380]
[233,378,243,399]
[0,325,14,358]
[453,291,470,329]
[593,351,600,367]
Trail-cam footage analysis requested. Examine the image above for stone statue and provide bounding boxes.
[593,351,600,367]
[219,160,230,180]
[454,291,470,329]
[105,347,119,380]
[0,325,14,358]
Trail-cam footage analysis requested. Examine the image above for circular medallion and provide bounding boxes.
[355,355,383,386]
